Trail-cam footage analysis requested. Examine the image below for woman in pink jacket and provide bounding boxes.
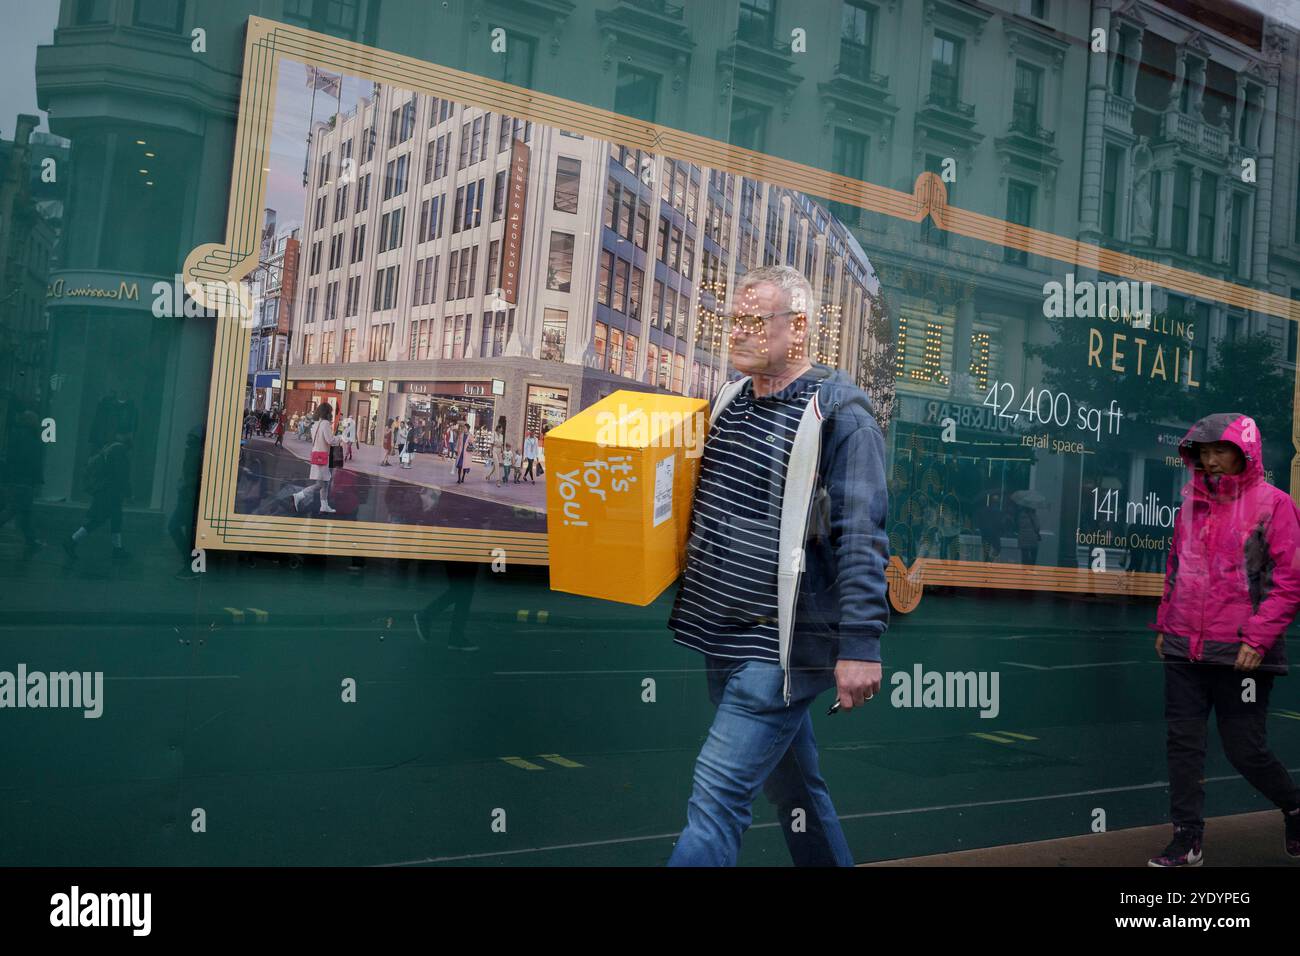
[1149,412,1300,866]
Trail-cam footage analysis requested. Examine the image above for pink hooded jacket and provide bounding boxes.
[1154,412,1300,674]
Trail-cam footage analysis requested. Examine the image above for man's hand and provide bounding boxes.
[1235,643,1263,672]
[835,660,882,711]
[1155,632,1164,659]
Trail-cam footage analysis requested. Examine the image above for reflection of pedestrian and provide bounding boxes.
[1016,505,1040,566]
[274,417,285,447]
[1149,413,1300,867]
[976,493,1007,561]
[293,402,341,514]
[413,559,483,650]
[65,431,133,562]
[0,407,44,555]
[169,425,205,578]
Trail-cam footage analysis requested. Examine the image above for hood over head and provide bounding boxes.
[1177,412,1264,499]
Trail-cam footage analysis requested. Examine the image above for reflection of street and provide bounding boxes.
[236,438,546,533]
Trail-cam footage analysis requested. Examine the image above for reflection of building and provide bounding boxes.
[31,0,385,519]
[0,115,60,458]
[778,0,1300,569]
[33,1,255,516]
[245,209,300,411]
[285,83,882,456]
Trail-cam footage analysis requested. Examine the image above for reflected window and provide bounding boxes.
[134,0,185,31]
[1197,173,1216,260]
[738,0,775,46]
[1013,62,1042,132]
[839,1,875,82]
[730,100,768,153]
[283,0,362,37]
[615,65,659,123]
[75,0,111,24]
[829,129,867,226]
[930,33,962,107]
[1172,163,1191,254]
[1101,145,1122,238]
[1004,181,1034,265]
[493,28,536,87]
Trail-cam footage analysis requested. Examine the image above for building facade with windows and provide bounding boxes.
[245,210,300,411]
[285,82,883,457]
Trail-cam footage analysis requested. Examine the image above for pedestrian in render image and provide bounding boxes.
[293,402,343,515]
[1148,412,1300,867]
[666,265,890,867]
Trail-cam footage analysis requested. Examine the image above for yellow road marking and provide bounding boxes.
[971,732,1014,744]
[998,731,1038,741]
[500,756,545,771]
[223,607,244,623]
[247,608,269,623]
[536,610,549,624]
[516,609,529,622]
[1274,710,1300,721]
[538,753,582,768]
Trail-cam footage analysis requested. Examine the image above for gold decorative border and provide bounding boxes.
[191,17,1300,600]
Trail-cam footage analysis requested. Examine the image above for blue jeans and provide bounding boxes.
[667,657,854,866]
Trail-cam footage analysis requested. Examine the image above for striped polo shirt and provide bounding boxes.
[669,368,821,662]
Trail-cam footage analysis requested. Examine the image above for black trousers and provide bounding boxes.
[1164,659,1299,833]
[83,494,123,535]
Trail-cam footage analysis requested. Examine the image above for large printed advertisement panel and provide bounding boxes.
[192,18,1299,616]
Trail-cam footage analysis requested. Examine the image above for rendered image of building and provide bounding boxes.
[244,209,300,411]
[283,79,884,457]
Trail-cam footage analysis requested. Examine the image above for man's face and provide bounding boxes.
[1198,441,1245,476]
[728,281,807,376]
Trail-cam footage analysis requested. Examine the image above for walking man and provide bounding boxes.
[522,430,538,484]
[666,265,890,867]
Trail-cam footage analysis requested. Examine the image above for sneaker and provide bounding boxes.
[1285,808,1300,859]
[319,504,337,514]
[291,492,303,512]
[1148,827,1203,867]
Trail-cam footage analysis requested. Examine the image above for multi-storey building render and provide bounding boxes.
[246,209,300,411]
[285,82,881,454]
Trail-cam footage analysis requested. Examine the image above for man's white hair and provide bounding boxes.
[735,264,815,315]
[734,264,816,346]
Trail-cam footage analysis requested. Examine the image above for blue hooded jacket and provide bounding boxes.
[692,362,891,703]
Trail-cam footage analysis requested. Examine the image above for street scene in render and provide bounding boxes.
[235,62,889,533]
